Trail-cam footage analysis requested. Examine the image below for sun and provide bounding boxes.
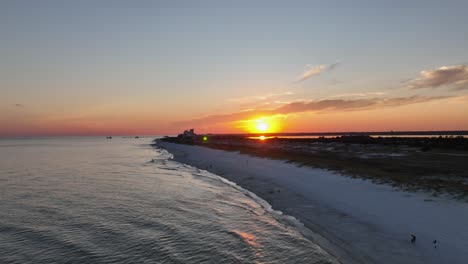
[244,116,281,134]
[255,120,269,133]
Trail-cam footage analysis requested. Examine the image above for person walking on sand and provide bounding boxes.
[411,234,416,244]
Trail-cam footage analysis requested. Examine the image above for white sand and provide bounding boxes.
[157,141,468,264]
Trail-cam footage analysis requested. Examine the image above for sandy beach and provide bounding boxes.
[157,140,468,264]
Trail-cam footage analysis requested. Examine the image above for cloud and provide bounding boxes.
[296,63,339,82]
[328,92,386,98]
[15,104,23,107]
[175,95,451,127]
[406,65,468,90]
[227,92,293,103]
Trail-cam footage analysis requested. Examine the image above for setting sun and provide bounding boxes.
[243,117,282,134]
[256,120,269,132]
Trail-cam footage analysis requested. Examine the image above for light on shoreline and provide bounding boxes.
[259,135,266,140]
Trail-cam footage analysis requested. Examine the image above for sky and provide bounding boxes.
[1,0,468,136]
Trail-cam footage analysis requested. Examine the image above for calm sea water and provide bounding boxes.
[0,137,335,264]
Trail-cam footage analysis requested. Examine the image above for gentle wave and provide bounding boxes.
[0,137,337,263]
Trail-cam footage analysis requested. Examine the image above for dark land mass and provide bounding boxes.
[161,134,468,199]
[216,130,468,137]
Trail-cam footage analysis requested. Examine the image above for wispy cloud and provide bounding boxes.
[328,92,386,98]
[175,95,451,126]
[296,63,339,82]
[227,92,293,103]
[406,65,468,90]
[15,104,23,107]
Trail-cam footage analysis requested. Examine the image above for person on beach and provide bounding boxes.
[433,240,437,248]
[411,234,416,244]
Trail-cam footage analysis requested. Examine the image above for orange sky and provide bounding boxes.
[2,92,468,136]
[2,94,468,136]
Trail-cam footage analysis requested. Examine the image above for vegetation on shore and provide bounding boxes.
[161,135,468,200]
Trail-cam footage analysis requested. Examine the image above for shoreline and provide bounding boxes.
[155,140,356,264]
[160,135,468,199]
[156,140,468,264]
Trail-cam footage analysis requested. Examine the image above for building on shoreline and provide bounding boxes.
[178,129,196,139]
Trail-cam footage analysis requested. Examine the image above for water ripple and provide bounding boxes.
[0,138,337,263]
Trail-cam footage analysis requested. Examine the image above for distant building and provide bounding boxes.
[178,128,196,139]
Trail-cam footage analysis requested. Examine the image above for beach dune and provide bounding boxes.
[157,140,468,264]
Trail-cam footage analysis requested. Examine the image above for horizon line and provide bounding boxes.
[4,130,468,138]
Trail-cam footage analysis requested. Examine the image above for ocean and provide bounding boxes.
[0,137,336,264]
